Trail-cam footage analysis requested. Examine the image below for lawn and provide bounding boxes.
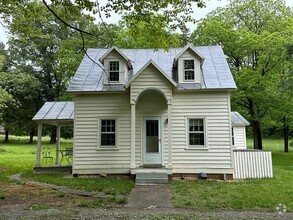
[0,135,292,211]
[0,135,134,206]
[171,138,293,211]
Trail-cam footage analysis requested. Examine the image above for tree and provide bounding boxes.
[0,72,42,143]
[190,0,293,149]
[115,14,185,49]
[6,1,107,142]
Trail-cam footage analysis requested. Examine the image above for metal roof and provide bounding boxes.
[32,102,74,125]
[231,112,250,126]
[67,46,236,93]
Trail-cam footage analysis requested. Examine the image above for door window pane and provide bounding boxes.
[146,120,159,153]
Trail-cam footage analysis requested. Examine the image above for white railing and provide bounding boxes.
[233,150,273,179]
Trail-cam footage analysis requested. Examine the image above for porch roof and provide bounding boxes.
[32,101,74,126]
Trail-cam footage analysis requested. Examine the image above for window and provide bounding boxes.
[232,127,235,146]
[188,118,205,147]
[109,61,119,82]
[184,59,195,81]
[100,119,116,147]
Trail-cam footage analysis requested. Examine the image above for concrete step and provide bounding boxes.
[135,172,169,184]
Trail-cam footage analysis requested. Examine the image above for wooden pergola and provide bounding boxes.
[32,101,74,168]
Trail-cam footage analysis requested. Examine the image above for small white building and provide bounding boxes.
[231,112,250,149]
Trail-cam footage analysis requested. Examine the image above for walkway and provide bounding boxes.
[125,185,173,209]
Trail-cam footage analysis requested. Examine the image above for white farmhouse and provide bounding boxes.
[33,46,255,182]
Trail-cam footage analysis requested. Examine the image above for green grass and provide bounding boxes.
[1,135,292,211]
[0,134,134,202]
[171,138,293,211]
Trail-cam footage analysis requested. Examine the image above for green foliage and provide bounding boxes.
[0,72,42,134]
[115,14,185,49]
[191,0,293,148]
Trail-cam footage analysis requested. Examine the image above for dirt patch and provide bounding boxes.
[0,182,94,210]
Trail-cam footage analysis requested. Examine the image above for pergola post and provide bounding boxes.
[130,102,136,168]
[36,122,43,167]
[55,124,61,165]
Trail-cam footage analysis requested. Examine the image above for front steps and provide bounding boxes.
[131,168,172,185]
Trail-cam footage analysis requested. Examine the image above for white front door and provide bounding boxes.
[143,117,162,165]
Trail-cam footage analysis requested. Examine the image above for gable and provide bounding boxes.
[130,63,174,102]
[176,48,203,84]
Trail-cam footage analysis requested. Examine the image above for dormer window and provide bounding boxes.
[184,60,195,81]
[109,61,119,82]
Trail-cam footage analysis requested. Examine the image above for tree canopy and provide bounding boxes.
[191,0,293,149]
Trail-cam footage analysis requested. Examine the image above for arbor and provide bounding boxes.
[191,0,293,149]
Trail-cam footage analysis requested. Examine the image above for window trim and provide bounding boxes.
[97,118,118,149]
[108,61,120,83]
[185,116,208,149]
[183,59,195,82]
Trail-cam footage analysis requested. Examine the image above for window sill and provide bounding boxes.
[185,147,209,151]
[96,147,119,151]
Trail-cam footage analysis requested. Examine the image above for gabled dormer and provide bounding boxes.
[173,46,204,84]
[99,47,132,85]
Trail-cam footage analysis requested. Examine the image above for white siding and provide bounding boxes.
[233,126,247,149]
[131,64,172,102]
[131,64,171,166]
[171,91,233,174]
[73,93,131,174]
[73,65,234,175]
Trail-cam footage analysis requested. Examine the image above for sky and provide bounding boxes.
[0,0,293,44]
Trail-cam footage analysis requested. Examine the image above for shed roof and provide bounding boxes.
[231,112,250,126]
[32,102,74,126]
[67,46,236,93]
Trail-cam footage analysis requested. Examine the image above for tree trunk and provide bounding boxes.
[50,127,57,144]
[4,130,9,142]
[247,97,263,150]
[284,117,289,153]
[28,128,35,144]
[252,120,263,150]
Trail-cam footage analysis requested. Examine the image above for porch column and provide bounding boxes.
[167,101,172,168]
[55,125,61,165]
[36,122,42,167]
[130,102,136,168]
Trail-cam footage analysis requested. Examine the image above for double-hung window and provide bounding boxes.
[188,118,205,147]
[100,119,116,147]
[184,59,195,81]
[109,61,119,82]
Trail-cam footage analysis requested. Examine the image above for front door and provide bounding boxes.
[143,117,162,165]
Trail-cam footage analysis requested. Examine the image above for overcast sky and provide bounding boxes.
[1,0,293,45]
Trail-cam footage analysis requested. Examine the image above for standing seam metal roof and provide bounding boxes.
[67,46,236,92]
[231,112,250,126]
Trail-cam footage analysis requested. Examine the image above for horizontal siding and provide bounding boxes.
[233,127,247,149]
[73,93,131,174]
[171,91,233,172]
[131,64,172,102]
